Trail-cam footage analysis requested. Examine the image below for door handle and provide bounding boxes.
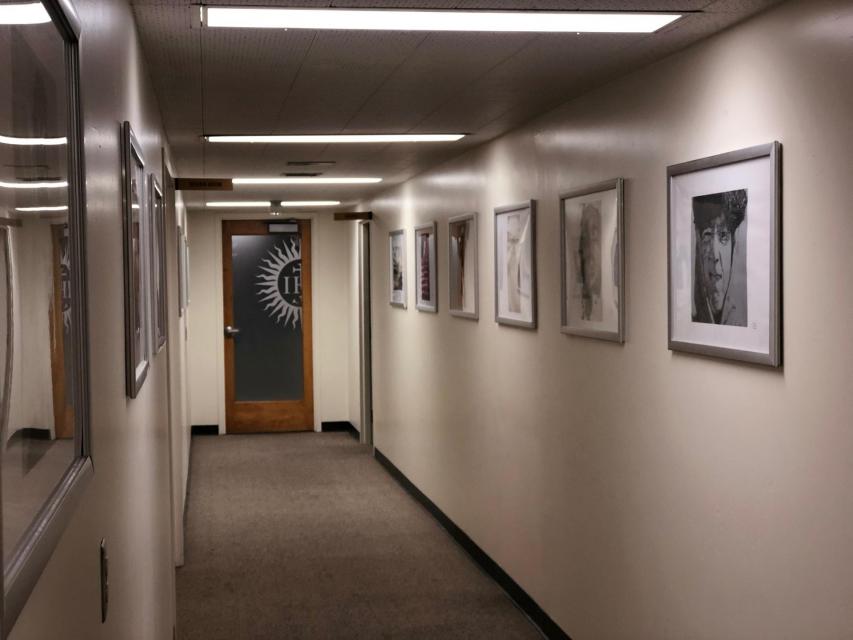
[224,325,241,337]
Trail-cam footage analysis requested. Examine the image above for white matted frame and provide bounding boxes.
[149,175,167,353]
[494,201,537,329]
[560,178,625,342]
[414,222,437,313]
[667,142,782,366]
[389,228,407,308]
[448,212,478,320]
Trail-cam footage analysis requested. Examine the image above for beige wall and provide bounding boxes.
[363,1,853,638]
[187,211,353,431]
[9,0,177,637]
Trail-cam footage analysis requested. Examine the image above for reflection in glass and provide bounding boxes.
[1,3,77,563]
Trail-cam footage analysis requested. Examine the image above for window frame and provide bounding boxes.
[1,0,93,634]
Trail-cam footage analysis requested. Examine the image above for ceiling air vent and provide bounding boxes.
[286,160,336,167]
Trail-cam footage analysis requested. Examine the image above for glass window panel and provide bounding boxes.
[0,2,78,564]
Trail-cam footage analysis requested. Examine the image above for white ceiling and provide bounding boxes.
[131,0,782,210]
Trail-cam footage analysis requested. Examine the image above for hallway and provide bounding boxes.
[177,432,542,639]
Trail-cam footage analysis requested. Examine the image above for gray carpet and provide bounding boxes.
[177,432,543,639]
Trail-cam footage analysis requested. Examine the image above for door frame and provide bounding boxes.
[222,219,314,432]
[358,220,373,446]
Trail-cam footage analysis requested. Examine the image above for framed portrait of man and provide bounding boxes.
[560,179,624,342]
[389,228,407,308]
[667,142,781,366]
[494,201,536,329]
[414,222,437,313]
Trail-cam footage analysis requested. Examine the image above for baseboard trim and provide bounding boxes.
[374,448,571,640]
[321,421,359,439]
[191,425,218,436]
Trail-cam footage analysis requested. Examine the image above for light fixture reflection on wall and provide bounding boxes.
[0,134,67,146]
[0,180,68,189]
[15,205,68,212]
[0,2,51,25]
[207,134,464,144]
[206,200,341,207]
[233,177,382,185]
[204,7,681,33]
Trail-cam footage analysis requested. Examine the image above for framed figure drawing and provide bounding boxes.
[494,201,536,329]
[560,179,624,342]
[150,175,167,353]
[121,121,150,397]
[448,213,478,320]
[414,222,437,313]
[667,142,781,366]
[389,228,407,308]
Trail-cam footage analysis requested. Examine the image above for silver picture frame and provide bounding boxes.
[447,212,478,320]
[150,175,167,353]
[667,142,782,367]
[559,178,625,343]
[494,201,537,329]
[121,121,150,397]
[414,221,437,313]
[389,228,407,309]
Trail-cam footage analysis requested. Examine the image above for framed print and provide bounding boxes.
[448,213,478,320]
[150,175,167,352]
[389,228,406,308]
[121,121,150,397]
[414,222,437,313]
[667,142,781,366]
[494,201,537,329]
[560,179,624,342]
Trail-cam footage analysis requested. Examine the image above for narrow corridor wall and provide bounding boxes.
[364,1,853,638]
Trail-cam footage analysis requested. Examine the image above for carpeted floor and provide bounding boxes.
[176,432,543,639]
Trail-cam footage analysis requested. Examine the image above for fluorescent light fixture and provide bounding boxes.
[15,205,68,212]
[207,200,341,208]
[233,177,382,185]
[0,134,67,146]
[207,134,464,144]
[0,179,67,189]
[205,7,680,33]
[0,2,51,25]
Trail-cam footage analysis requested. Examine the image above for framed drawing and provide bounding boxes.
[494,201,536,329]
[667,142,781,366]
[150,175,167,352]
[560,179,624,342]
[121,121,149,397]
[389,228,406,308]
[448,213,478,320]
[414,222,437,313]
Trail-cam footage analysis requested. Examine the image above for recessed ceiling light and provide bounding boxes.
[0,2,51,25]
[206,200,341,207]
[0,179,68,189]
[15,205,68,212]
[206,134,464,144]
[233,177,381,185]
[0,134,67,146]
[204,7,680,33]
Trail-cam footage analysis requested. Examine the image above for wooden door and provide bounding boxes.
[50,224,74,439]
[222,220,313,432]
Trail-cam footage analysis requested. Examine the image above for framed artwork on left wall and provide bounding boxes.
[494,201,537,329]
[121,121,150,397]
[667,142,782,366]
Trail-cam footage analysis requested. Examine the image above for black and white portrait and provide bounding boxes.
[668,142,781,366]
[691,189,747,326]
[560,180,624,342]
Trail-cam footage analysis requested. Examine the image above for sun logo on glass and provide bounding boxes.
[256,238,302,328]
